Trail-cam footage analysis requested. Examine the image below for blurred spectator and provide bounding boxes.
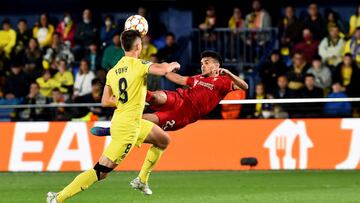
[137,6,167,44]
[306,55,332,90]
[293,28,319,63]
[228,7,244,30]
[74,78,110,119]
[343,27,360,66]
[96,69,106,84]
[198,5,217,42]
[17,82,49,121]
[32,13,54,48]
[324,82,352,117]
[138,7,147,17]
[23,38,43,77]
[318,26,345,67]
[140,35,158,61]
[325,9,345,35]
[272,75,294,99]
[100,15,118,48]
[73,59,95,98]
[279,6,302,50]
[86,42,101,71]
[303,3,327,41]
[287,52,310,91]
[49,88,71,121]
[36,69,60,98]
[244,83,266,118]
[75,9,98,47]
[43,33,74,70]
[297,74,324,117]
[56,12,76,47]
[260,50,287,92]
[101,33,124,70]
[54,59,74,97]
[227,7,244,61]
[0,95,21,121]
[157,33,180,63]
[13,19,32,60]
[245,0,271,29]
[348,4,360,37]
[271,75,294,117]
[333,53,360,97]
[4,63,30,99]
[0,18,16,59]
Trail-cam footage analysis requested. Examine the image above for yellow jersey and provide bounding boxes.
[106,56,152,120]
[54,71,74,93]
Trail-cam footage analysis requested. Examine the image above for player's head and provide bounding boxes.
[200,51,223,77]
[120,30,142,56]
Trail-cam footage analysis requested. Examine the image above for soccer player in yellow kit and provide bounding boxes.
[46,30,180,203]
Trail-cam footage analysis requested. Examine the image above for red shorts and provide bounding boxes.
[152,90,192,131]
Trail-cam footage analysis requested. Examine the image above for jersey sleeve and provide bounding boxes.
[105,70,112,86]
[186,75,200,86]
[222,76,233,93]
[139,59,153,76]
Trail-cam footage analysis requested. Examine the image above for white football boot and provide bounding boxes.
[46,192,58,203]
[130,177,153,195]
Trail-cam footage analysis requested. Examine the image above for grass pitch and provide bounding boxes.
[1,170,359,203]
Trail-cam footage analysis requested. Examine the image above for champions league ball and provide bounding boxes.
[124,15,149,36]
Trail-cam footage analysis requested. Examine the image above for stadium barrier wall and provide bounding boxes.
[1,119,360,172]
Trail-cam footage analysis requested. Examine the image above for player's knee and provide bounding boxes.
[93,162,114,181]
[152,91,166,105]
[158,132,171,149]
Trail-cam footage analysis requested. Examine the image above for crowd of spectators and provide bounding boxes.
[0,1,360,120]
[0,7,183,121]
[240,2,360,119]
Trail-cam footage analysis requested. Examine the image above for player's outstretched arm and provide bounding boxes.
[101,85,117,107]
[164,72,189,86]
[219,68,248,90]
[149,62,180,76]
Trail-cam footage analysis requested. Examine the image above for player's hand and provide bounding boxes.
[169,62,181,72]
[218,68,230,75]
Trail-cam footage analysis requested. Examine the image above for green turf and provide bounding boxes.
[1,171,359,203]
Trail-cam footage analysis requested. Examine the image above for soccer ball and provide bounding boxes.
[124,15,148,37]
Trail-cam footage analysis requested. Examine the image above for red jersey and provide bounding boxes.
[176,74,233,120]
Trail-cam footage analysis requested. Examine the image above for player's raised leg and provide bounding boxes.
[146,90,168,106]
[91,113,160,136]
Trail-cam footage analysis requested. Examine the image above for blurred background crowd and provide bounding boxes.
[0,0,359,121]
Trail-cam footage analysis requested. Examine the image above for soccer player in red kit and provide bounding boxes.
[91,51,248,194]
[144,51,248,130]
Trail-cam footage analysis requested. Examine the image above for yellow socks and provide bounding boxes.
[56,169,98,202]
[138,146,164,183]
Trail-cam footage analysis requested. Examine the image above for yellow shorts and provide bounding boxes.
[103,119,154,164]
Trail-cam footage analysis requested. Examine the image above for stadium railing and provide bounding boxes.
[0,97,359,121]
[191,27,279,71]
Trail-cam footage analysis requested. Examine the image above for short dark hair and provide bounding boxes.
[165,32,175,39]
[18,18,27,24]
[2,18,10,26]
[31,82,40,88]
[120,30,141,52]
[52,87,61,92]
[201,51,223,67]
[91,78,102,86]
[344,53,353,58]
[305,73,315,79]
[313,54,322,61]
